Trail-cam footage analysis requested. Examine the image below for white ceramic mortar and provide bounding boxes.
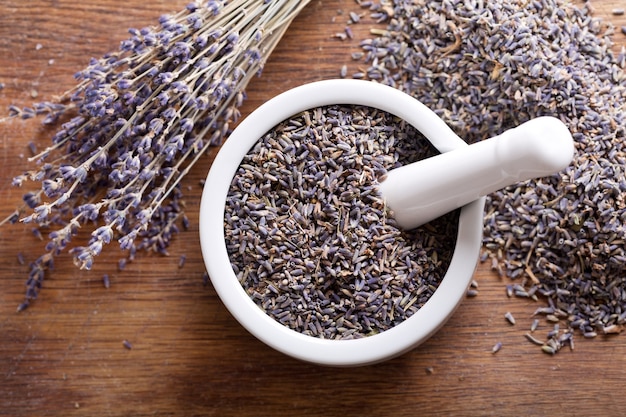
[199,79,573,366]
[199,80,485,366]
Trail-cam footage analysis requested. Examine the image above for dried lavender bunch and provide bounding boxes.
[1,0,310,311]
[350,0,626,348]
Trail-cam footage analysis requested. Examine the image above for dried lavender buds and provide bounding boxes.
[1,0,311,310]
[349,0,626,348]
[224,105,459,339]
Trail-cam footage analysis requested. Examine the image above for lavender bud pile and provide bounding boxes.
[1,0,310,311]
[224,105,459,339]
[348,0,626,351]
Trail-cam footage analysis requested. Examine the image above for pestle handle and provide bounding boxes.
[378,116,575,230]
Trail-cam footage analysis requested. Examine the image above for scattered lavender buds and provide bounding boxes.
[540,324,574,354]
[465,288,478,298]
[466,279,478,297]
[1,0,311,310]
[349,0,626,348]
[224,105,459,339]
[530,319,539,332]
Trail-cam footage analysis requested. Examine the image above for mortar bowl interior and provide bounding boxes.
[199,79,485,366]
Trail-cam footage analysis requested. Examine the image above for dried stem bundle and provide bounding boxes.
[1,0,310,311]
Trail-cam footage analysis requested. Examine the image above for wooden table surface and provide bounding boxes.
[1,1,625,416]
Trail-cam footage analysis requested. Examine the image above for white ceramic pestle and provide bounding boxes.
[379,116,574,230]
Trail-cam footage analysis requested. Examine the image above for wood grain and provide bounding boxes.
[0,1,625,416]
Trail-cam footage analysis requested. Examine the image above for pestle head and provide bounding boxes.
[496,116,575,179]
[379,116,575,230]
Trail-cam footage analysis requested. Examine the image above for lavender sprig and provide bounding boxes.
[1,0,311,311]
